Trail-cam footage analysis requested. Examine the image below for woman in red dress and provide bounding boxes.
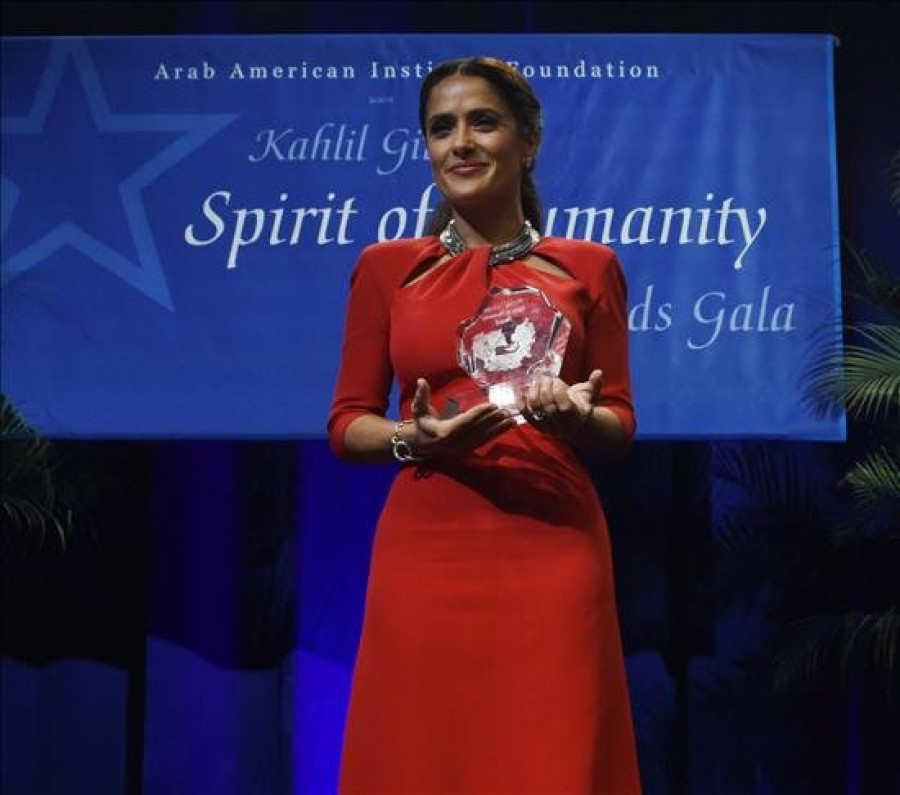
[328,57,641,794]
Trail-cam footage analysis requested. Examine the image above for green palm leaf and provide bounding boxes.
[841,447,900,512]
[890,148,900,212]
[842,241,900,316]
[807,323,900,421]
[0,394,70,547]
[775,608,900,687]
[869,607,900,671]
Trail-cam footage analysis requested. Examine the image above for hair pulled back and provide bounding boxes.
[418,57,543,235]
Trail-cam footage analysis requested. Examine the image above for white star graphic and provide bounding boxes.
[1,38,236,311]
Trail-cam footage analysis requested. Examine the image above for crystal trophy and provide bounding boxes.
[449,286,571,422]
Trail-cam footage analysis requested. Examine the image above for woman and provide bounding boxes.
[328,56,641,794]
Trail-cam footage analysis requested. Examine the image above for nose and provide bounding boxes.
[451,123,474,155]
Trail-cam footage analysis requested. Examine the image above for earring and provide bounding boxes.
[524,156,534,170]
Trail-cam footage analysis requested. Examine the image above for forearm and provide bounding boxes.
[339,393,518,464]
[340,413,417,464]
[565,406,629,455]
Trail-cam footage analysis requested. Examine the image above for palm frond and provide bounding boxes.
[890,148,900,213]
[1,395,37,437]
[0,394,70,547]
[841,447,900,510]
[842,240,900,317]
[1,496,69,538]
[870,607,900,671]
[774,614,842,689]
[806,323,900,421]
[775,608,900,688]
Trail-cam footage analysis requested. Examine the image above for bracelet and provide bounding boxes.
[390,419,425,463]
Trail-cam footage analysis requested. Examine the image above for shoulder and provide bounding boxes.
[359,236,439,260]
[536,237,625,290]
[352,237,442,288]
[537,236,619,266]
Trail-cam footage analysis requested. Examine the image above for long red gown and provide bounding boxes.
[328,235,641,794]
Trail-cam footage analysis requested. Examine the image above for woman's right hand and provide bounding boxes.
[408,378,516,457]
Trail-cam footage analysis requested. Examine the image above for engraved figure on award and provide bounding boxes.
[451,286,571,421]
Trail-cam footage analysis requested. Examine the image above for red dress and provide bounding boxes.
[328,236,641,794]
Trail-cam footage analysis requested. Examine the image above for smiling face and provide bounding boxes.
[423,74,537,221]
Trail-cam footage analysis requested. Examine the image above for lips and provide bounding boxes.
[448,163,489,176]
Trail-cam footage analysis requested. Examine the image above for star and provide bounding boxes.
[1,38,237,311]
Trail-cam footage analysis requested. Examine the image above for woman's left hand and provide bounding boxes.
[520,369,603,438]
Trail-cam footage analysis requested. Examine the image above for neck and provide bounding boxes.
[450,207,528,248]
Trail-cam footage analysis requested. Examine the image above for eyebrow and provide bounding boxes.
[426,107,504,126]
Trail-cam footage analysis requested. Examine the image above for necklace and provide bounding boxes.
[439,219,541,267]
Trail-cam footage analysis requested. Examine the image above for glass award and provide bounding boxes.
[449,286,571,422]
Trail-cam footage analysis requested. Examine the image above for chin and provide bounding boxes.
[443,189,505,212]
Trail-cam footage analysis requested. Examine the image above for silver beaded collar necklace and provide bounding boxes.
[439,219,541,268]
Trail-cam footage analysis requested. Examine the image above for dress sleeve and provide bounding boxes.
[327,247,393,458]
[584,250,637,443]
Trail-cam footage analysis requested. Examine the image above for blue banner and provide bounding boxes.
[1,34,842,439]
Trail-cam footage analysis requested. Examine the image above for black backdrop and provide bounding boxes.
[2,2,899,794]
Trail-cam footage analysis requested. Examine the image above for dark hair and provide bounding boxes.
[418,56,543,235]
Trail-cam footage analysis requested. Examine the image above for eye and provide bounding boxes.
[472,114,498,130]
[428,119,453,138]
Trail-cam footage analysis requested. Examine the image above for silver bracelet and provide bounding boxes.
[390,419,425,463]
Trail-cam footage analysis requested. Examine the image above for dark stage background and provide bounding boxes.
[2,2,899,794]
